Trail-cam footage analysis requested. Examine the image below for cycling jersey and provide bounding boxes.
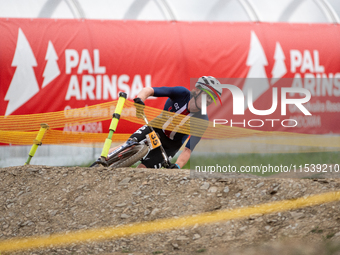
[152,86,209,151]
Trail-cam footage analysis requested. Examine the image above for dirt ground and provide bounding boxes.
[1,165,340,255]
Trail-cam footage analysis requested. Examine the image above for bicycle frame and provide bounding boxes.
[94,111,171,168]
[140,112,171,167]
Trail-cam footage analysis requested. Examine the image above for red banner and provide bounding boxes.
[1,19,339,134]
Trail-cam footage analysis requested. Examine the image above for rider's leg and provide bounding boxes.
[141,127,183,168]
[108,125,149,155]
[108,144,123,154]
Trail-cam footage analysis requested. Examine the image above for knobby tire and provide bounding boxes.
[90,144,148,168]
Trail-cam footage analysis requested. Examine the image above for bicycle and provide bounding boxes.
[90,97,172,169]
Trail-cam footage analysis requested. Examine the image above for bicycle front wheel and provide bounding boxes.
[108,144,148,168]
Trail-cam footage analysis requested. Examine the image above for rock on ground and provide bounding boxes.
[1,165,340,254]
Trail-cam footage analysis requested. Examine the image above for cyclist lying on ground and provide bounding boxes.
[109,76,222,169]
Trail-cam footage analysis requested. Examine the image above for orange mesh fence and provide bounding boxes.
[0,100,340,150]
[0,130,131,146]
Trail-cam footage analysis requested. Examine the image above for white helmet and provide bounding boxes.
[195,76,222,97]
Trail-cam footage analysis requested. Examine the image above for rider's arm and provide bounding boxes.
[153,87,190,101]
[136,87,154,102]
[175,132,205,168]
[137,86,189,103]
[175,147,191,168]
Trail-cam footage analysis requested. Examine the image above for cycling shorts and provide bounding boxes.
[129,125,183,168]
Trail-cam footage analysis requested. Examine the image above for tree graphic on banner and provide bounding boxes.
[42,40,60,88]
[5,28,39,116]
[242,31,269,110]
[271,42,287,85]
